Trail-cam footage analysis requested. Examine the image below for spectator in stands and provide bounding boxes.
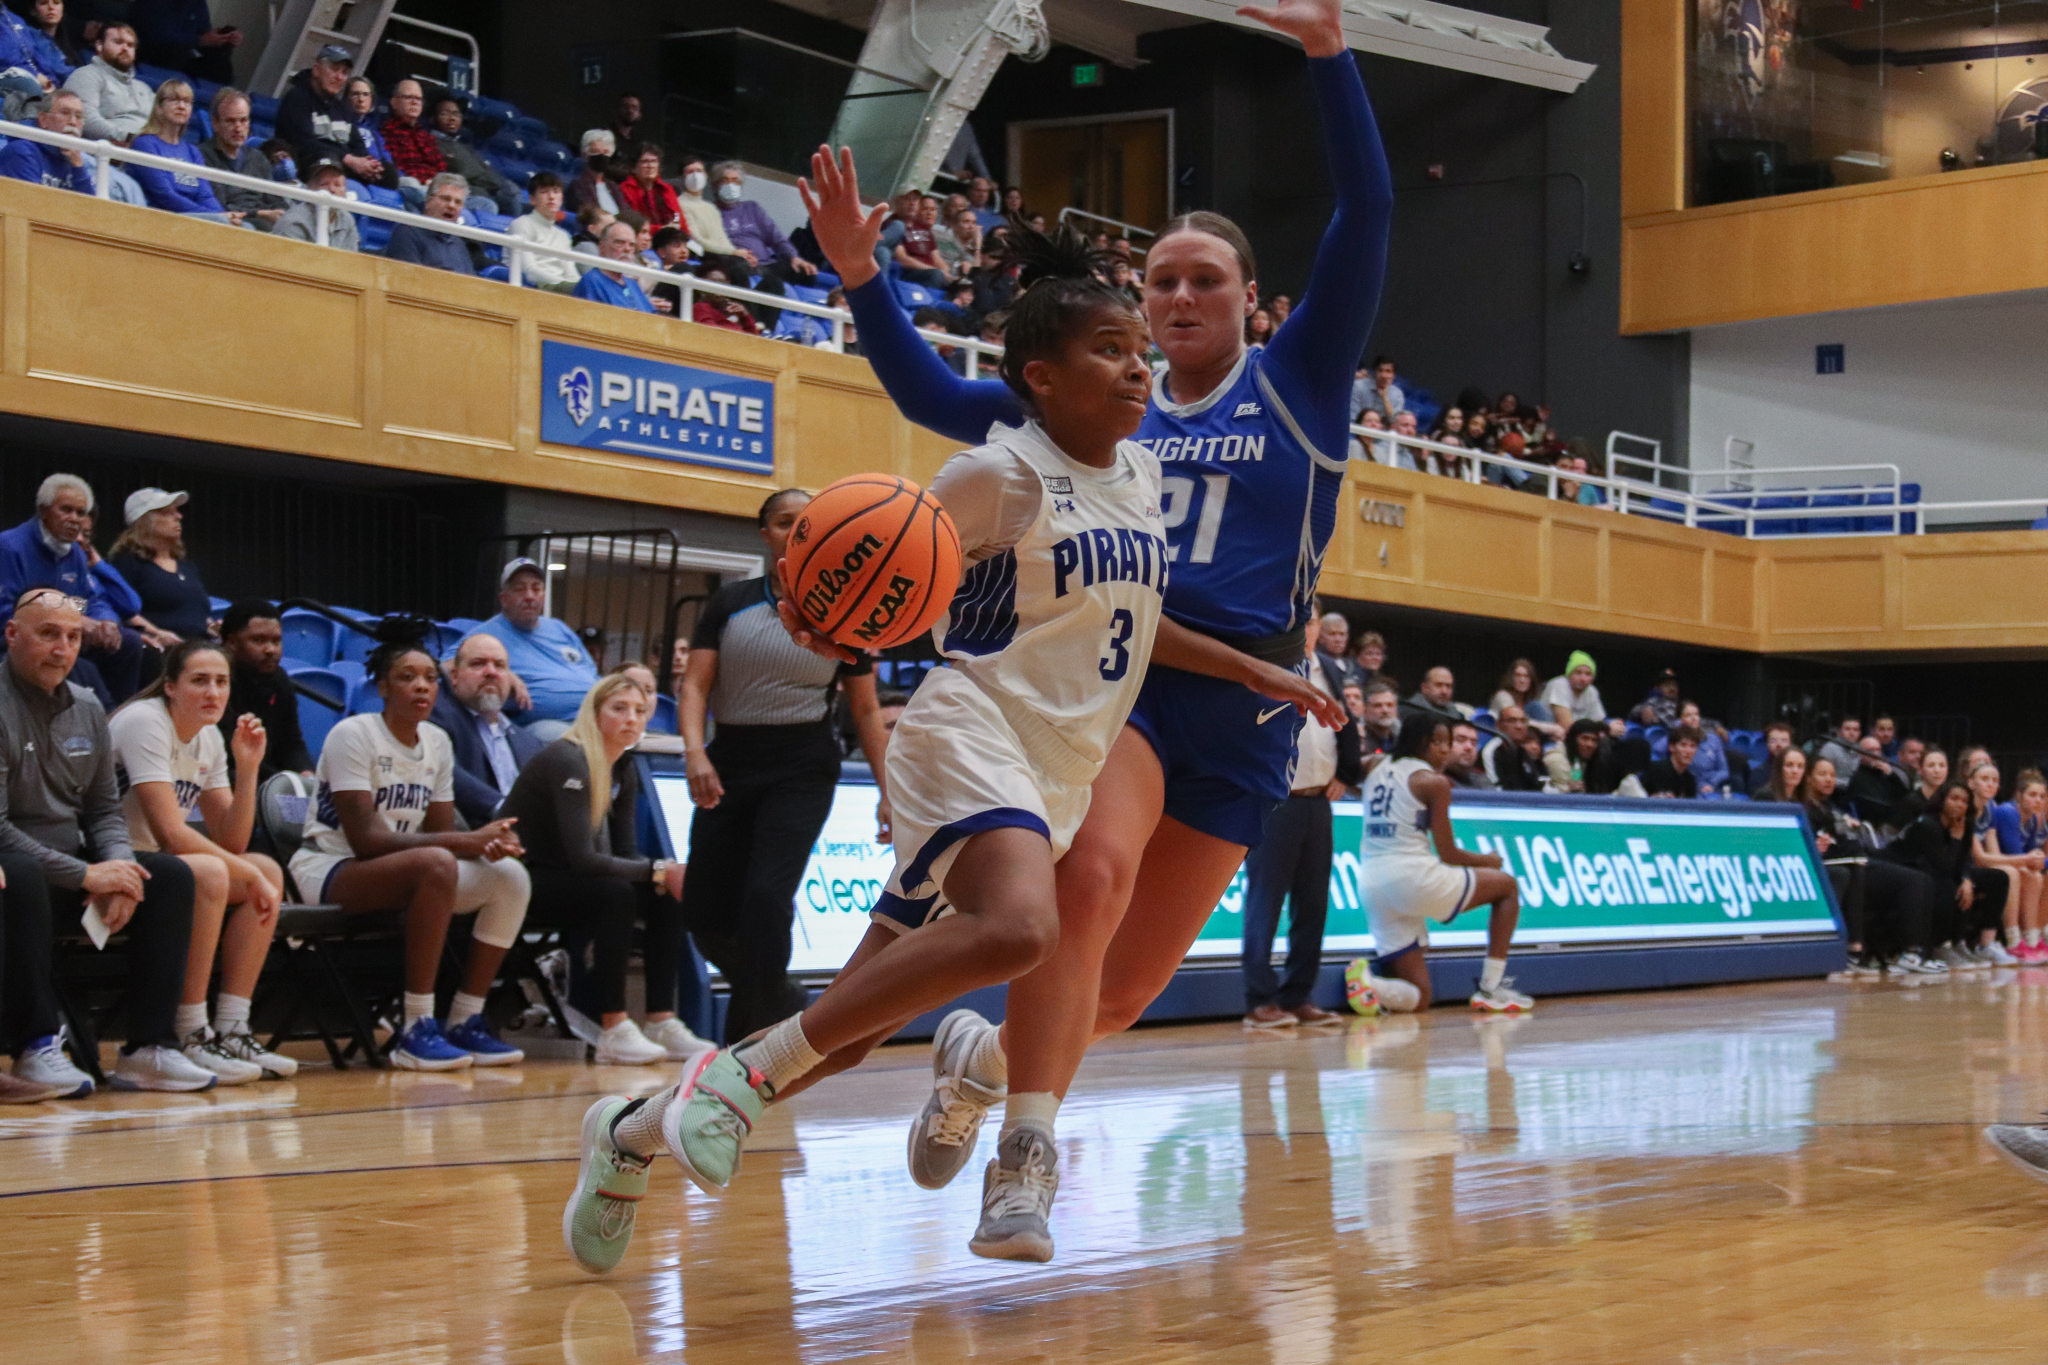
[714,160,813,307]
[289,640,531,1068]
[1818,716,1865,785]
[431,96,519,216]
[61,19,145,142]
[569,130,619,214]
[672,154,746,281]
[1541,650,1605,722]
[646,224,692,311]
[1967,759,2032,965]
[1359,677,1399,762]
[276,44,388,188]
[11,0,79,86]
[569,200,611,255]
[1547,719,1644,795]
[1881,780,1990,971]
[1746,720,1795,797]
[691,262,765,334]
[0,588,203,1091]
[1802,755,1946,978]
[615,206,654,265]
[1671,699,1739,797]
[1245,307,1275,348]
[479,558,598,722]
[1357,354,1404,424]
[1315,611,1362,693]
[128,77,246,225]
[572,218,655,313]
[890,188,950,289]
[1631,669,1681,727]
[1871,714,1898,758]
[1849,735,1913,831]
[1642,725,1701,798]
[430,632,542,828]
[105,487,208,641]
[216,600,310,779]
[967,175,1002,228]
[509,170,577,292]
[502,670,707,1065]
[342,75,396,175]
[1483,706,1547,791]
[1000,185,1024,217]
[378,78,446,207]
[384,172,474,274]
[1895,743,1949,823]
[134,0,237,85]
[1378,409,1422,471]
[1408,666,1469,720]
[1489,657,1561,742]
[617,141,680,229]
[1759,744,1805,804]
[609,92,641,150]
[198,88,285,229]
[0,87,90,191]
[0,474,144,705]
[110,637,297,1083]
[1355,630,1385,680]
[273,155,357,249]
[1445,719,1493,789]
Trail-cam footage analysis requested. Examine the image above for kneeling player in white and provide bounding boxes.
[564,224,1169,1273]
[1357,712,1532,1013]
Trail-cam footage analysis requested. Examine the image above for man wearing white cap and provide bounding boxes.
[0,473,147,704]
[477,558,599,722]
[108,488,213,644]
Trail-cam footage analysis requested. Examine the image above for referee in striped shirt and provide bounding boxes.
[678,489,893,1042]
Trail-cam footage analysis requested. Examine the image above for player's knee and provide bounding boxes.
[980,905,1060,976]
[187,853,229,900]
[414,846,460,893]
[1093,980,1153,1037]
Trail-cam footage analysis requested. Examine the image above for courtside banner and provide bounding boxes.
[645,780,1840,973]
[540,339,774,474]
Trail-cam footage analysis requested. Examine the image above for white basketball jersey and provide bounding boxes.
[936,421,1167,785]
[1361,756,1436,858]
[302,714,455,859]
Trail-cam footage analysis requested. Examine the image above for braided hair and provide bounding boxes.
[994,219,1144,412]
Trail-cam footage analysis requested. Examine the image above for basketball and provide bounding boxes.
[780,474,962,650]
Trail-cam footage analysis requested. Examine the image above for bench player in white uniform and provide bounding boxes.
[564,225,1171,1273]
[1357,711,1533,1013]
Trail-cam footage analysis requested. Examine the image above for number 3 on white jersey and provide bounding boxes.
[1159,474,1229,564]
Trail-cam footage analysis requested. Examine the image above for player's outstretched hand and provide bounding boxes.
[799,145,888,290]
[1236,0,1346,58]
[1245,659,1348,730]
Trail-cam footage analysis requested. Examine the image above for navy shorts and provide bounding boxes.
[1123,664,1301,849]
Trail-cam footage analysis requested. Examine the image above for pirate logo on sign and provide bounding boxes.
[557,366,594,426]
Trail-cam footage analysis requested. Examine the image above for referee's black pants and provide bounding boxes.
[1240,792,1333,1012]
[680,722,840,1043]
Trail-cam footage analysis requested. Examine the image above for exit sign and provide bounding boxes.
[1071,63,1104,87]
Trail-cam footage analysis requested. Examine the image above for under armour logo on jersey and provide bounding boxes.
[1053,498,1076,514]
[1234,401,1263,418]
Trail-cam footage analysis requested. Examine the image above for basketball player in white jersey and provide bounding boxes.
[564,224,1176,1272]
[1357,711,1533,1013]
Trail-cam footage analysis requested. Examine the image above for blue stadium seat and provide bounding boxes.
[465,95,520,127]
[485,127,534,160]
[530,141,575,173]
[892,279,938,309]
[248,93,279,124]
[480,263,511,282]
[280,609,338,666]
[361,183,404,210]
[134,62,180,89]
[345,673,383,715]
[507,115,550,142]
[1647,725,1668,761]
[209,596,230,613]
[783,282,830,305]
[495,159,538,189]
[1753,490,1809,537]
[473,211,514,234]
[648,693,678,735]
[286,665,350,756]
[249,120,274,146]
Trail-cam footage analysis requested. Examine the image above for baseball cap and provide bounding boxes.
[123,487,187,525]
[501,557,545,585]
[314,43,354,66]
[303,154,347,183]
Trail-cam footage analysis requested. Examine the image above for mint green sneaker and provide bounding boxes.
[561,1096,651,1274]
[661,1048,768,1194]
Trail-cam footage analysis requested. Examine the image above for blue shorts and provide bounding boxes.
[1123,664,1303,849]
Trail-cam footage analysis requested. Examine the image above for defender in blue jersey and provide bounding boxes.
[793,0,1389,1260]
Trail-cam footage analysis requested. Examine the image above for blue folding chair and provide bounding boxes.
[280,609,339,666]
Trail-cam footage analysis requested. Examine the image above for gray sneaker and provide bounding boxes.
[969,1125,1059,1263]
[908,1009,1003,1191]
[1985,1125,2048,1187]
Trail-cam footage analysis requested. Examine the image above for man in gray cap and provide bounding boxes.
[477,558,599,722]
[276,43,392,188]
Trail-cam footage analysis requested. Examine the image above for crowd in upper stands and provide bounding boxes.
[1347,354,1606,502]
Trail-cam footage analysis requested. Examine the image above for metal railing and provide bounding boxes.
[385,14,482,95]
[0,118,1005,371]
[1056,206,1156,244]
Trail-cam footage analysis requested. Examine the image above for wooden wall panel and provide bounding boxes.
[380,299,515,448]
[1770,555,1886,633]
[1549,523,1602,607]
[1609,533,1704,624]
[1421,498,1542,600]
[1900,547,2048,631]
[1712,551,1756,630]
[26,224,360,424]
[1620,0,1687,218]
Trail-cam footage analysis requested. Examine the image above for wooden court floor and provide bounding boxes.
[10,975,2048,1364]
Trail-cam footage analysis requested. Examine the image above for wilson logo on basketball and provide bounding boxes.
[797,533,885,623]
[851,573,918,643]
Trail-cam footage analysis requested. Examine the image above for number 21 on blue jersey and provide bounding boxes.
[1159,474,1229,563]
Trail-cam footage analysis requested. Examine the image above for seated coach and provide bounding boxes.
[434,632,543,826]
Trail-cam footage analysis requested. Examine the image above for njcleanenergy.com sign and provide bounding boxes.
[1185,796,1839,958]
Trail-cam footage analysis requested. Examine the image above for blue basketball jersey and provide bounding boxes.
[1131,349,1348,641]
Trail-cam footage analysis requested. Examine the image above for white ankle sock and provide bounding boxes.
[447,992,487,1028]
[1480,958,1507,992]
[1000,1090,1059,1140]
[2029,930,2043,947]
[2009,926,2025,949]
[174,1002,209,1040]
[611,1085,678,1162]
[403,991,436,1028]
[967,1024,1008,1089]
[733,1014,824,1095]
[213,993,251,1034]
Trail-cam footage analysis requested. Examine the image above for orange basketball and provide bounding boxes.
[780,474,962,650]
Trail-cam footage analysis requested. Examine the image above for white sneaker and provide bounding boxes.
[112,1043,219,1092]
[213,1024,299,1079]
[1981,941,2021,967]
[908,1009,1003,1191]
[969,1125,1059,1263]
[1891,951,1950,978]
[179,1028,264,1086]
[1939,945,1982,971]
[1470,978,1536,1012]
[594,1018,669,1066]
[642,1016,714,1063]
[14,1032,94,1098]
